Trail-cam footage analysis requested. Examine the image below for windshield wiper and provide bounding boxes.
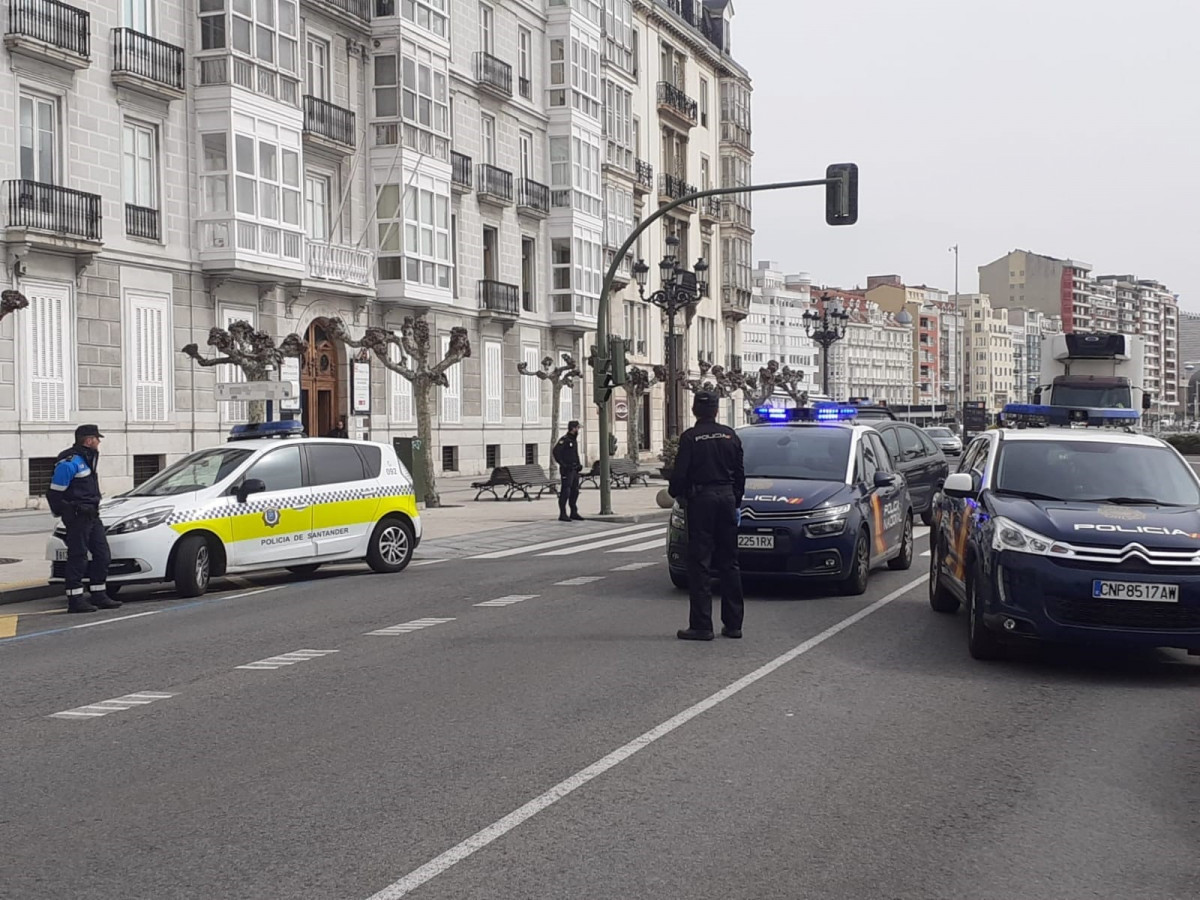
[1084,497,1182,507]
[994,488,1064,502]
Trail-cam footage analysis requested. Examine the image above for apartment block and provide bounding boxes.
[815,292,912,407]
[863,275,949,407]
[957,293,1013,411]
[745,261,817,390]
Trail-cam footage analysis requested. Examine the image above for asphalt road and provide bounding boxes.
[1,526,1198,900]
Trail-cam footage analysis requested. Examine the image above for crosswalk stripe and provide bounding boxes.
[915,526,931,538]
[554,576,605,586]
[612,562,659,571]
[920,550,931,557]
[468,523,661,560]
[367,617,455,635]
[236,649,339,670]
[607,537,665,554]
[475,594,538,607]
[50,691,176,720]
[539,527,665,557]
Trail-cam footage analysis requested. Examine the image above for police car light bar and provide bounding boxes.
[752,404,858,424]
[1000,403,1139,429]
[228,420,306,441]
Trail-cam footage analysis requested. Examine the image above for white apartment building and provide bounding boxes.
[1007,308,1062,404]
[958,293,1013,411]
[821,295,912,407]
[745,261,817,379]
[0,0,752,506]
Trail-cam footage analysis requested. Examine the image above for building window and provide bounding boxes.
[479,3,493,53]
[480,113,495,164]
[604,80,632,169]
[548,126,601,216]
[388,343,414,423]
[22,281,72,423]
[219,305,255,422]
[441,445,458,472]
[561,382,573,424]
[484,341,503,425]
[122,121,158,212]
[699,77,708,127]
[525,443,537,465]
[306,35,329,99]
[132,454,165,487]
[127,292,171,422]
[603,0,633,73]
[304,173,329,241]
[549,31,601,118]
[376,174,452,287]
[373,54,398,117]
[402,0,447,38]
[232,131,301,231]
[486,444,500,469]
[19,93,57,183]
[604,184,633,249]
[518,28,532,98]
[440,334,461,424]
[199,0,299,76]
[200,132,229,213]
[124,0,153,32]
[523,345,540,423]
[373,44,450,159]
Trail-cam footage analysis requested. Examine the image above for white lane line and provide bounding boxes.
[49,690,176,720]
[474,594,538,608]
[235,649,339,670]
[554,576,605,586]
[612,562,658,571]
[69,610,161,629]
[920,550,931,557]
[607,537,666,554]
[468,523,662,560]
[539,527,665,557]
[915,526,931,538]
[409,559,448,567]
[361,573,929,900]
[367,617,456,636]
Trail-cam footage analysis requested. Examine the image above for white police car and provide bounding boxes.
[46,421,421,597]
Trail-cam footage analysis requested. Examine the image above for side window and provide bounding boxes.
[957,438,985,474]
[243,446,303,492]
[356,444,382,478]
[878,426,901,463]
[897,426,925,461]
[917,431,941,456]
[972,439,992,484]
[307,443,368,486]
[858,436,879,484]
[868,433,893,472]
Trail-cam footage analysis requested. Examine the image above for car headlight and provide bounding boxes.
[992,516,1055,556]
[107,507,174,535]
[805,518,847,537]
[670,507,686,530]
[811,503,852,519]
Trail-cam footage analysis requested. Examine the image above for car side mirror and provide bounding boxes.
[873,470,897,488]
[942,471,976,499]
[236,478,266,503]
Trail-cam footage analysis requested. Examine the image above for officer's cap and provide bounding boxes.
[75,424,104,441]
[692,391,719,418]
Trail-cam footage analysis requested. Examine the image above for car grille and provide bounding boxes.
[1046,596,1200,631]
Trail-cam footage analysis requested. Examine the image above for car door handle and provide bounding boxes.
[291,504,309,511]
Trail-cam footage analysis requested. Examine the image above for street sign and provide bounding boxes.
[280,358,301,412]
[215,381,295,402]
[962,401,988,432]
[352,360,371,413]
[615,398,629,421]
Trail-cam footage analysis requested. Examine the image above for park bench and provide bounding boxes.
[580,458,655,489]
[471,464,558,501]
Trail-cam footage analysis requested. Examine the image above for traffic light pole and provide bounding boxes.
[595,174,847,516]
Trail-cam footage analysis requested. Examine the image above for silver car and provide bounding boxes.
[923,426,962,456]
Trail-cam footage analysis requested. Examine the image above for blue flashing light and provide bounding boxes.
[228,420,305,442]
[752,403,858,424]
[1000,403,1139,429]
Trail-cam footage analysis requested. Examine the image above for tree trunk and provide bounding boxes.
[626,391,641,461]
[548,384,561,480]
[414,380,440,508]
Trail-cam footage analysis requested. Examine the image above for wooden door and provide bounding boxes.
[302,319,340,437]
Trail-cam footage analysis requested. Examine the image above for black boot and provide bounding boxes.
[67,594,98,614]
[677,628,715,641]
[88,591,122,610]
[558,510,571,522]
[570,511,585,521]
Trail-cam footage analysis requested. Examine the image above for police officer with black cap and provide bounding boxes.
[668,390,745,640]
[46,424,120,613]
[553,419,585,522]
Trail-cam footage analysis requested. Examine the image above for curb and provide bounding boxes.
[0,581,59,606]
[587,509,671,525]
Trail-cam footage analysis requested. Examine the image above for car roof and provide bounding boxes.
[739,422,863,433]
[993,427,1165,447]
[220,437,382,451]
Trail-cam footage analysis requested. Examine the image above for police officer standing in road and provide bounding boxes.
[553,419,585,522]
[669,391,745,640]
[46,425,121,613]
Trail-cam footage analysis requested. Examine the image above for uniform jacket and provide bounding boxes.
[668,421,745,505]
[553,432,582,471]
[47,444,102,517]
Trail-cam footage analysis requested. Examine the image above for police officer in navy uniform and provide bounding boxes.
[668,391,745,640]
[47,425,121,613]
[553,419,585,522]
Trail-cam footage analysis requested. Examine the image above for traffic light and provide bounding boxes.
[593,355,614,405]
[825,163,858,226]
[609,336,629,386]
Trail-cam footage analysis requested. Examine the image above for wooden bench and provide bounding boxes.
[580,458,654,489]
[471,465,558,501]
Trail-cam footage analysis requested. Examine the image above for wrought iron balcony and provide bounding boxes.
[7,180,102,243]
[111,28,184,97]
[125,204,159,241]
[634,159,653,193]
[307,241,374,288]
[700,195,721,222]
[313,0,371,27]
[5,0,90,67]
[656,81,697,127]
[451,152,472,192]
[479,280,520,318]
[303,95,356,151]
[516,179,549,217]
[476,164,513,205]
[658,173,697,208]
[474,51,513,98]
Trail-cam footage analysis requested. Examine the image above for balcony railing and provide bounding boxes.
[307,242,373,286]
[112,28,184,92]
[125,204,159,241]
[635,158,653,192]
[451,151,472,191]
[700,196,721,220]
[656,81,697,126]
[303,95,356,148]
[479,280,520,316]
[474,51,513,97]
[6,180,101,241]
[516,179,549,215]
[659,173,696,205]
[519,76,531,99]
[197,55,300,107]
[476,164,513,204]
[6,0,89,58]
[315,0,371,24]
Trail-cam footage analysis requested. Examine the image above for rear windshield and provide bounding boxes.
[925,428,953,438]
[740,426,852,483]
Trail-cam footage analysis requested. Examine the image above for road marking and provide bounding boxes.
[70,610,161,629]
[539,527,664,557]
[409,559,447,567]
[607,537,666,554]
[468,523,662,560]
[367,617,456,636]
[554,576,605,586]
[361,573,929,900]
[920,550,931,557]
[236,649,339,670]
[0,615,16,638]
[49,691,175,720]
[915,526,931,539]
[474,594,538,608]
[612,562,658,571]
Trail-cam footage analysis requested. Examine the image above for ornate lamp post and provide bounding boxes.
[633,234,708,439]
[803,294,850,397]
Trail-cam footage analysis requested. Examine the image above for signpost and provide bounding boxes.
[615,398,629,421]
[215,381,295,402]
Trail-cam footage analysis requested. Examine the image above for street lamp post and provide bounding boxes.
[803,295,850,397]
[633,234,708,439]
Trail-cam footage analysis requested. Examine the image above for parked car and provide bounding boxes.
[923,425,963,456]
[871,420,950,526]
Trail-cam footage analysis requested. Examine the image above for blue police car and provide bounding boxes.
[667,404,916,595]
[929,404,1200,660]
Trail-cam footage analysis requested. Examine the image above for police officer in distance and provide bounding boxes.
[553,420,585,522]
[668,391,745,640]
[46,425,121,614]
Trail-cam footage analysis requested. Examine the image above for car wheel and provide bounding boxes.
[966,567,1003,660]
[888,512,914,570]
[928,537,960,613]
[839,529,871,596]
[173,534,212,598]
[286,564,322,577]
[669,569,688,590]
[367,516,414,574]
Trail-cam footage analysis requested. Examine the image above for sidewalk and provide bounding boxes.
[0,472,672,605]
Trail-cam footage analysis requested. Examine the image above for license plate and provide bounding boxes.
[54,550,69,561]
[1092,580,1179,602]
[738,534,774,550]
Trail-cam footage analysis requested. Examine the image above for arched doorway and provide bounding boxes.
[301,319,340,438]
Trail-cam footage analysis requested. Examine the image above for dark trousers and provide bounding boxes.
[63,510,111,593]
[558,468,581,514]
[685,485,744,633]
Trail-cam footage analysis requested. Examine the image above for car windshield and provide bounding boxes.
[994,440,1200,505]
[127,447,254,497]
[925,428,954,438]
[1049,384,1133,408]
[740,426,852,483]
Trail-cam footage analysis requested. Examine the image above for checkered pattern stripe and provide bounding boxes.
[164,483,413,526]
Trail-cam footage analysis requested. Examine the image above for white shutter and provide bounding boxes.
[24,281,71,422]
[440,335,461,424]
[560,382,573,424]
[129,295,169,422]
[484,341,502,424]
[389,343,413,423]
[219,306,254,422]
[523,345,540,424]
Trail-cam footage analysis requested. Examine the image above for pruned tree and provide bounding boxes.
[620,365,665,461]
[326,315,470,508]
[0,289,28,322]
[181,320,306,425]
[517,352,582,478]
[734,360,810,410]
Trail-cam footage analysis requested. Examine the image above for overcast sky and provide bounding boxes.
[738,0,1199,309]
